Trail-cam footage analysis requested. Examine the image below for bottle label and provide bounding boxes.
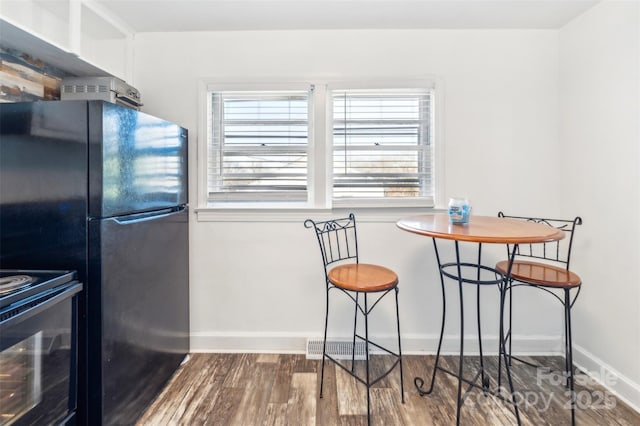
[448,201,470,224]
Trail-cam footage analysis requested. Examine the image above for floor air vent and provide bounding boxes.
[306,339,367,360]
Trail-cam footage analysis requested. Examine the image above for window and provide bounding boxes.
[203,81,436,209]
[332,89,432,203]
[208,89,311,202]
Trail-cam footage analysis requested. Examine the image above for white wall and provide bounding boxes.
[133,11,640,408]
[559,0,640,409]
[133,29,564,355]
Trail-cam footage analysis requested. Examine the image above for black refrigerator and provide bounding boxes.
[0,100,190,425]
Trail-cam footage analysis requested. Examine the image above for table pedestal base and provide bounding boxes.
[414,239,522,426]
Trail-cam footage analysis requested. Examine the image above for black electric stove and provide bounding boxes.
[0,269,78,310]
[0,269,82,425]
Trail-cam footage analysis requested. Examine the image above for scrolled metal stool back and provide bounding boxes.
[304,213,359,271]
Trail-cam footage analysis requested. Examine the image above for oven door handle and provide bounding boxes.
[0,282,83,330]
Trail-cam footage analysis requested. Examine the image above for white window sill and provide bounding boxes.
[194,205,445,223]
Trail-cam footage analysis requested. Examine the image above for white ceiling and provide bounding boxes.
[93,0,600,33]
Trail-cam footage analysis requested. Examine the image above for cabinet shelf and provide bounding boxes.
[0,0,132,79]
[1,18,110,77]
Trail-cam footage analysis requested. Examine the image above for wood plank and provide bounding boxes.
[315,360,340,425]
[228,361,277,425]
[269,354,296,404]
[136,354,217,424]
[136,354,640,426]
[400,356,453,426]
[257,353,280,363]
[166,354,229,424]
[335,361,367,416]
[184,354,236,423]
[286,372,317,426]
[370,388,404,425]
[206,387,245,425]
[222,353,257,388]
[293,353,318,373]
[263,403,288,426]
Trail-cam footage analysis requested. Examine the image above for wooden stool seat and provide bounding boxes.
[496,260,582,288]
[328,263,398,292]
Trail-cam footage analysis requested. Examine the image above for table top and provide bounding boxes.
[397,214,565,244]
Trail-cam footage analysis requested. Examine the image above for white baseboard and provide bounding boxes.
[189,331,561,355]
[190,331,640,413]
[572,343,640,413]
[190,331,307,353]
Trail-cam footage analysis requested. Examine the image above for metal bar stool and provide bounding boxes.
[495,212,583,426]
[304,213,404,425]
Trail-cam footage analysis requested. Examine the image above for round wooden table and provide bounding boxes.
[397,213,564,426]
[396,214,564,244]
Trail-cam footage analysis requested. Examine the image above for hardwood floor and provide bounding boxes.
[137,353,640,425]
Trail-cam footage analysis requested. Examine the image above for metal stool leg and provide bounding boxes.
[565,289,576,426]
[364,293,371,426]
[395,287,405,403]
[320,288,331,398]
[508,283,513,366]
[352,292,359,373]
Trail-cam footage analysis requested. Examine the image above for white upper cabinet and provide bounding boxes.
[0,0,72,50]
[0,0,133,81]
[79,1,132,79]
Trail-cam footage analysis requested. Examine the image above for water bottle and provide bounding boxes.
[448,197,470,224]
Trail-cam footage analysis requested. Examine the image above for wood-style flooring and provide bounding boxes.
[137,353,639,425]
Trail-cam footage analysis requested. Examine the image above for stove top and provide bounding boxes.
[0,269,77,309]
[0,274,34,295]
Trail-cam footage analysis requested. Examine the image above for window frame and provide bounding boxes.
[329,86,434,207]
[208,88,313,203]
[197,78,444,213]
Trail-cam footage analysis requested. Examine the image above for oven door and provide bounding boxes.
[0,282,82,426]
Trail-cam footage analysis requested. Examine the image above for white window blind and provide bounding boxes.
[208,89,311,202]
[332,89,433,203]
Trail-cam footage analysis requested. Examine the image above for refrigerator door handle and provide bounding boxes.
[112,206,187,225]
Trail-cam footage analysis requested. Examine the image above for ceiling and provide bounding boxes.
[93,0,600,33]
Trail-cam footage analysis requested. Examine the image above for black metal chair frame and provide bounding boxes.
[497,212,583,426]
[414,238,522,426]
[304,213,404,426]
